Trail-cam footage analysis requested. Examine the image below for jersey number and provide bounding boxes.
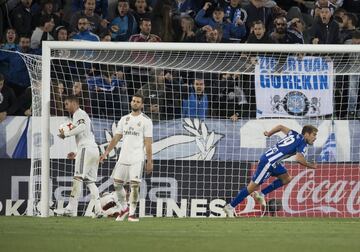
[278,135,295,147]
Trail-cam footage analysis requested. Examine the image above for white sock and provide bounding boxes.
[129,183,139,216]
[67,178,81,211]
[86,181,102,213]
[114,181,127,210]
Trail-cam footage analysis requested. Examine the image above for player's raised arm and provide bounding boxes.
[144,137,153,174]
[295,152,316,169]
[100,133,123,163]
[264,124,291,137]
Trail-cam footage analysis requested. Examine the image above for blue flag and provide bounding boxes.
[12,117,30,158]
[317,132,336,162]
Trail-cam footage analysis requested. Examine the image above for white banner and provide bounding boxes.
[255,56,333,118]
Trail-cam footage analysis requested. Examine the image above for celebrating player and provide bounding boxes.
[54,95,103,218]
[223,124,317,217]
[100,94,153,222]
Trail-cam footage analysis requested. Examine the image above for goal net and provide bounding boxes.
[27,42,360,217]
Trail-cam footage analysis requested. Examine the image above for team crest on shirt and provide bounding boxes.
[137,122,141,127]
[125,116,130,125]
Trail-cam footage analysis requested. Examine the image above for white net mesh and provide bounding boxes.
[25,43,360,217]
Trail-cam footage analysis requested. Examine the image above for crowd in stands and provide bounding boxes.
[0,0,360,122]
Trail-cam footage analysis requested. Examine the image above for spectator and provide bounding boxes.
[132,0,151,25]
[347,31,360,119]
[71,17,100,41]
[0,73,17,123]
[311,0,337,19]
[177,15,196,42]
[31,0,64,17]
[216,73,249,121]
[100,31,112,41]
[195,3,246,42]
[340,12,358,44]
[244,0,274,35]
[246,20,274,43]
[70,0,108,35]
[129,18,161,42]
[136,69,170,121]
[223,0,248,27]
[109,0,137,41]
[172,0,198,17]
[287,17,306,43]
[73,0,109,19]
[54,26,68,41]
[195,25,223,43]
[0,35,38,96]
[111,70,130,117]
[10,0,33,37]
[270,16,304,43]
[31,0,63,30]
[1,28,19,51]
[309,6,340,44]
[31,15,55,49]
[182,77,209,119]
[15,86,32,116]
[151,3,175,42]
[51,80,66,116]
[87,68,129,118]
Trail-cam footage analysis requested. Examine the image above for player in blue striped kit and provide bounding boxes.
[223,124,318,217]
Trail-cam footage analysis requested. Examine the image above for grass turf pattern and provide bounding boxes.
[0,217,359,252]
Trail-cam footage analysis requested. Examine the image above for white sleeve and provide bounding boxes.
[64,111,86,137]
[65,123,86,137]
[115,118,124,135]
[144,118,153,138]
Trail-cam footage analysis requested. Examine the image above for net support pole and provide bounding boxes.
[40,42,51,217]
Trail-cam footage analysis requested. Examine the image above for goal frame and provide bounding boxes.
[40,41,360,217]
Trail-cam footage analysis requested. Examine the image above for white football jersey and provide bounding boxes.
[116,113,153,164]
[71,108,97,148]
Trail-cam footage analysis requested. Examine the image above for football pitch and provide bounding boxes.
[0,217,359,252]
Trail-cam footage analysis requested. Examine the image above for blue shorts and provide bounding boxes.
[251,158,288,185]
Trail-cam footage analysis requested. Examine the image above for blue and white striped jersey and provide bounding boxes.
[262,130,308,164]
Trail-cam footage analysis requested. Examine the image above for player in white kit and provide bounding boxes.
[54,95,103,218]
[100,94,153,222]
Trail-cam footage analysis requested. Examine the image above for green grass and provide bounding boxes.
[0,217,359,252]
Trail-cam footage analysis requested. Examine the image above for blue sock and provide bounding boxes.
[230,187,249,208]
[261,179,283,195]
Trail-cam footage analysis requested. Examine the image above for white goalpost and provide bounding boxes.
[28,42,360,217]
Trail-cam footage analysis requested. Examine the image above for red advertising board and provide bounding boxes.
[235,163,360,217]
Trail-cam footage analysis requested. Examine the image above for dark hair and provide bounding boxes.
[41,0,53,8]
[19,34,31,40]
[140,17,151,24]
[0,73,4,81]
[301,125,318,135]
[38,14,53,27]
[133,93,144,103]
[252,20,265,28]
[64,95,80,104]
[213,6,224,12]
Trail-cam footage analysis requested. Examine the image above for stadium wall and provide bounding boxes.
[1,160,359,217]
[1,116,359,161]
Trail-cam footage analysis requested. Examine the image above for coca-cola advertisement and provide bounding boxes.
[236,163,360,217]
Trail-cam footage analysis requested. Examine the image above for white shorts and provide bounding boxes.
[111,161,144,183]
[74,146,99,182]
